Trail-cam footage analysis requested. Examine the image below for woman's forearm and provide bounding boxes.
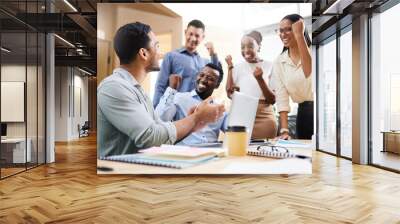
[226,67,235,99]
[295,35,312,78]
[279,111,289,129]
[256,78,275,104]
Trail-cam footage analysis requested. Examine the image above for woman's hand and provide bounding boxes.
[225,55,233,67]
[276,132,291,140]
[292,19,305,39]
[227,86,240,99]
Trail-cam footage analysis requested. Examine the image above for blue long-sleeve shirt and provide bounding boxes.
[155,87,228,145]
[153,47,219,108]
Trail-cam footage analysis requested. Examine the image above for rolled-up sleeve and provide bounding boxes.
[98,81,177,148]
[155,87,178,122]
[271,60,290,113]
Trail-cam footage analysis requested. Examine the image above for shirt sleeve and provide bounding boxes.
[270,60,290,113]
[154,87,178,122]
[220,112,229,132]
[98,81,177,148]
[153,53,172,108]
[210,54,219,66]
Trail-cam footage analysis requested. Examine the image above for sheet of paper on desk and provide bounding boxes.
[221,158,312,174]
[274,139,312,149]
[139,145,226,158]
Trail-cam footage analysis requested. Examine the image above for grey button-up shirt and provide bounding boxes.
[97,68,177,157]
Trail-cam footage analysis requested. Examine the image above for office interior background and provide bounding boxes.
[0,0,400,222]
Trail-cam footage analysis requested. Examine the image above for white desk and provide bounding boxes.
[1,138,31,163]
[97,144,313,175]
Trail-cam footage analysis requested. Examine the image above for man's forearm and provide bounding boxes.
[173,114,197,141]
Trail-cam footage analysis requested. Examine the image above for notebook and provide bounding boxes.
[247,148,296,159]
[100,153,217,169]
[101,145,224,169]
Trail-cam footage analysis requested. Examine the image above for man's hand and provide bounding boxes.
[205,42,216,56]
[193,97,225,131]
[225,55,233,67]
[253,66,264,81]
[292,19,305,39]
[169,74,182,90]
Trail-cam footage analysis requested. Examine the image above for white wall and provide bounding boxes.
[54,67,89,141]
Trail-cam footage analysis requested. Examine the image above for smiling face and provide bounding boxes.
[143,31,161,72]
[241,36,259,63]
[279,19,295,48]
[195,66,220,96]
[184,25,205,52]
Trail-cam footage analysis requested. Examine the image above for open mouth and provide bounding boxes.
[198,83,207,89]
[244,54,253,60]
[197,82,208,91]
[282,38,290,44]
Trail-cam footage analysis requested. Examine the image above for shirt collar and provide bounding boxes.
[190,89,200,99]
[113,67,140,87]
[178,47,198,56]
[190,89,214,102]
[280,50,302,68]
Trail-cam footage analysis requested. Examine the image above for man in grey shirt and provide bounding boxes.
[97,22,224,157]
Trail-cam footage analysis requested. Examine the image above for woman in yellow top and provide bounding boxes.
[225,31,277,139]
[271,14,313,140]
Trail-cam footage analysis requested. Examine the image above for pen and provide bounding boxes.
[97,166,114,172]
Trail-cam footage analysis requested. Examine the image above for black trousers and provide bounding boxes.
[296,101,314,139]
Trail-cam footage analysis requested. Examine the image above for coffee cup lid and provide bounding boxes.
[226,126,247,132]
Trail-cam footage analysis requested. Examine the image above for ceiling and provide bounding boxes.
[0,0,396,75]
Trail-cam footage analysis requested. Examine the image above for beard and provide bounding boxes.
[146,59,160,72]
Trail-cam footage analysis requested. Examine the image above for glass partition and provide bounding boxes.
[317,36,337,155]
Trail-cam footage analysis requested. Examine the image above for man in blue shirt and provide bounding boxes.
[153,19,221,107]
[155,63,228,145]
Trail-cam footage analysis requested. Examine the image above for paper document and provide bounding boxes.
[274,139,312,149]
[222,158,312,174]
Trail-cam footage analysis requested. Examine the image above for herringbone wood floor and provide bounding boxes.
[1,135,400,224]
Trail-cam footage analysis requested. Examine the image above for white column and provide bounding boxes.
[46,33,55,163]
[352,14,369,164]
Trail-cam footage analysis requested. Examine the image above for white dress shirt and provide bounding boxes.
[271,50,313,113]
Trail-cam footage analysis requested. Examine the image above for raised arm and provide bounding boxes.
[225,55,239,99]
[253,66,276,104]
[155,75,182,121]
[292,19,312,78]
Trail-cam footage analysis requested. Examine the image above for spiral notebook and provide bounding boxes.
[100,153,217,169]
[247,148,296,159]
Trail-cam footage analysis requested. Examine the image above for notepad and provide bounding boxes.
[247,149,296,159]
[100,153,217,169]
[139,145,226,158]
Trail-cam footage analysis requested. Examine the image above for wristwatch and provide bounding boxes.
[228,65,234,70]
[279,128,289,135]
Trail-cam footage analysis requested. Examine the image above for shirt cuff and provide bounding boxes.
[162,121,177,144]
[277,104,290,113]
[165,86,178,94]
